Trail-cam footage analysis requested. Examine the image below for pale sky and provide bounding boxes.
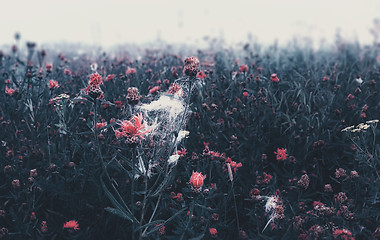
[0,0,379,49]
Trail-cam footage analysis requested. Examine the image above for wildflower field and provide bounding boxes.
[0,38,379,240]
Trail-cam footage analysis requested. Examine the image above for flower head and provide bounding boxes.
[114,113,151,145]
[5,86,16,96]
[63,220,80,231]
[196,71,207,79]
[239,64,249,72]
[49,79,59,89]
[89,73,103,86]
[126,68,136,75]
[190,171,206,192]
[183,56,200,78]
[274,148,287,161]
[126,87,141,105]
[209,228,218,238]
[271,73,279,82]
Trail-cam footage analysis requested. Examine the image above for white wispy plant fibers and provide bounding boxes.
[262,195,281,233]
[140,95,185,134]
[168,154,180,166]
[176,130,189,143]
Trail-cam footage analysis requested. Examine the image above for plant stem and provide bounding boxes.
[231,181,240,234]
[179,195,196,240]
[131,148,136,240]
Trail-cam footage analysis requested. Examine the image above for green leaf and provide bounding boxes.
[104,207,133,222]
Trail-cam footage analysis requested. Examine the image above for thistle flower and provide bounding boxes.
[63,220,80,231]
[126,87,141,105]
[5,86,16,96]
[297,174,310,190]
[49,79,59,89]
[274,148,287,161]
[114,113,151,145]
[83,73,103,99]
[271,73,279,82]
[239,64,249,72]
[190,171,206,193]
[183,56,200,78]
[209,228,218,238]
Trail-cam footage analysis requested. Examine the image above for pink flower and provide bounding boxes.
[96,122,107,129]
[63,220,80,231]
[271,73,279,82]
[274,148,287,161]
[239,64,248,72]
[196,71,207,79]
[190,171,206,189]
[49,80,59,89]
[5,86,16,96]
[209,228,218,238]
[149,86,160,94]
[126,68,136,75]
[114,113,151,139]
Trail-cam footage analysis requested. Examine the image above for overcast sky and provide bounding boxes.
[1,0,379,48]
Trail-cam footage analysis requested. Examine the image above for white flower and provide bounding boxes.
[168,154,180,165]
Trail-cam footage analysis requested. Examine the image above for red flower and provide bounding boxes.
[196,71,207,79]
[5,86,16,96]
[106,74,116,82]
[114,113,151,139]
[49,79,59,89]
[89,73,103,86]
[63,220,80,231]
[274,148,287,161]
[149,86,160,94]
[64,69,71,75]
[96,122,107,129]
[177,148,187,157]
[183,56,200,77]
[190,171,206,189]
[126,68,136,75]
[46,64,53,72]
[209,228,218,238]
[243,91,249,97]
[271,73,279,82]
[239,64,249,72]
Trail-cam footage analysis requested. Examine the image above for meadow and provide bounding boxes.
[0,37,379,239]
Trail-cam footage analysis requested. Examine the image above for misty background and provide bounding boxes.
[1,0,380,49]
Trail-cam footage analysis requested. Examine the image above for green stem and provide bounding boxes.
[180,196,196,240]
[132,148,136,240]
